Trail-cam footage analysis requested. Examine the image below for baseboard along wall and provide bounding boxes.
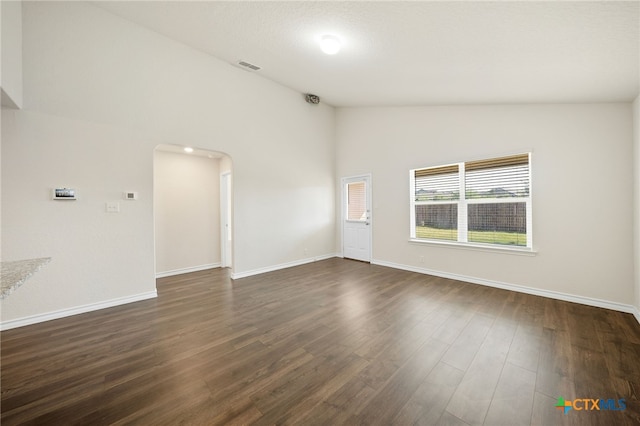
[155,263,221,279]
[371,258,640,326]
[3,255,638,330]
[230,253,339,280]
[0,291,158,331]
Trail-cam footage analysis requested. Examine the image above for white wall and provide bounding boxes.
[336,104,634,306]
[220,156,232,175]
[634,95,640,315]
[1,109,157,324]
[0,0,23,258]
[0,0,22,108]
[1,2,335,327]
[0,110,2,262]
[154,150,221,275]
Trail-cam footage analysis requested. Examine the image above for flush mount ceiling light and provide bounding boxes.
[319,35,341,55]
[184,147,194,153]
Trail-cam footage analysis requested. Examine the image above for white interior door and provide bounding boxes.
[342,175,371,262]
[220,172,232,268]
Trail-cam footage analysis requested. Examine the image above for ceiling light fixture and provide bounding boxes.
[319,35,341,55]
[184,147,194,153]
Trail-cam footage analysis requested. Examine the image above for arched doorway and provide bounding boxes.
[153,144,232,277]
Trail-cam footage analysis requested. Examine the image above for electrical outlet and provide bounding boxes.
[419,255,425,263]
[106,202,120,213]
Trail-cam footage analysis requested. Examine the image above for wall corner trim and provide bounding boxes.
[371,259,640,323]
[0,291,158,331]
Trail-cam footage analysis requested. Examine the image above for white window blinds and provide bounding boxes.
[414,164,460,201]
[347,181,366,220]
[465,154,530,199]
[411,153,532,249]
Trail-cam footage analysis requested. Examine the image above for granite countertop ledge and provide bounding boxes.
[1,258,51,299]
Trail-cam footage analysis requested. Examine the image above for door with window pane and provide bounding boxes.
[343,175,371,262]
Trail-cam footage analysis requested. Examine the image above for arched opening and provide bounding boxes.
[153,144,233,278]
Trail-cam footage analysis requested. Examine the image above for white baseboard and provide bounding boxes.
[0,290,158,331]
[371,259,640,324]
[156,263,221,278]
[5,259,637,330]
[633,306,640,325]
[231,253,339,280]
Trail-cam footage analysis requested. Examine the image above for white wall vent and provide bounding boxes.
[235,60,261,71]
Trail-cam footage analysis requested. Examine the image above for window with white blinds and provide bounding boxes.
[410,153,532,249]
[414,165,460,201]
[347,181,367,221]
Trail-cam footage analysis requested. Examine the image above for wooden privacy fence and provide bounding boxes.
[415,203,526,233]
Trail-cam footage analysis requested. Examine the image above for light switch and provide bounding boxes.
[106,202,120,213]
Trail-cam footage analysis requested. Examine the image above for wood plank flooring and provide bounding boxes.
[2,258,640,425]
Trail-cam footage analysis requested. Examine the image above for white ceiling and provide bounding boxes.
[94,1,640,107]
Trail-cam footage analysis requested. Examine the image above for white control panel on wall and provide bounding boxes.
[124,191,138,200]
[52,188,77,200]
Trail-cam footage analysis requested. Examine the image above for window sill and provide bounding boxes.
[408,238,537,256]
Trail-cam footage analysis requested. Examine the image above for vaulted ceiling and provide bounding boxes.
[94,1,640,107]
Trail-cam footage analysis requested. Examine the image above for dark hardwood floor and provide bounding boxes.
[2,258,639,425]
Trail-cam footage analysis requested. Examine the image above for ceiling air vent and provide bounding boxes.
[235,60,261,72]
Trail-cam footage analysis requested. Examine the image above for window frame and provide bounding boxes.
[410,153,533,252]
